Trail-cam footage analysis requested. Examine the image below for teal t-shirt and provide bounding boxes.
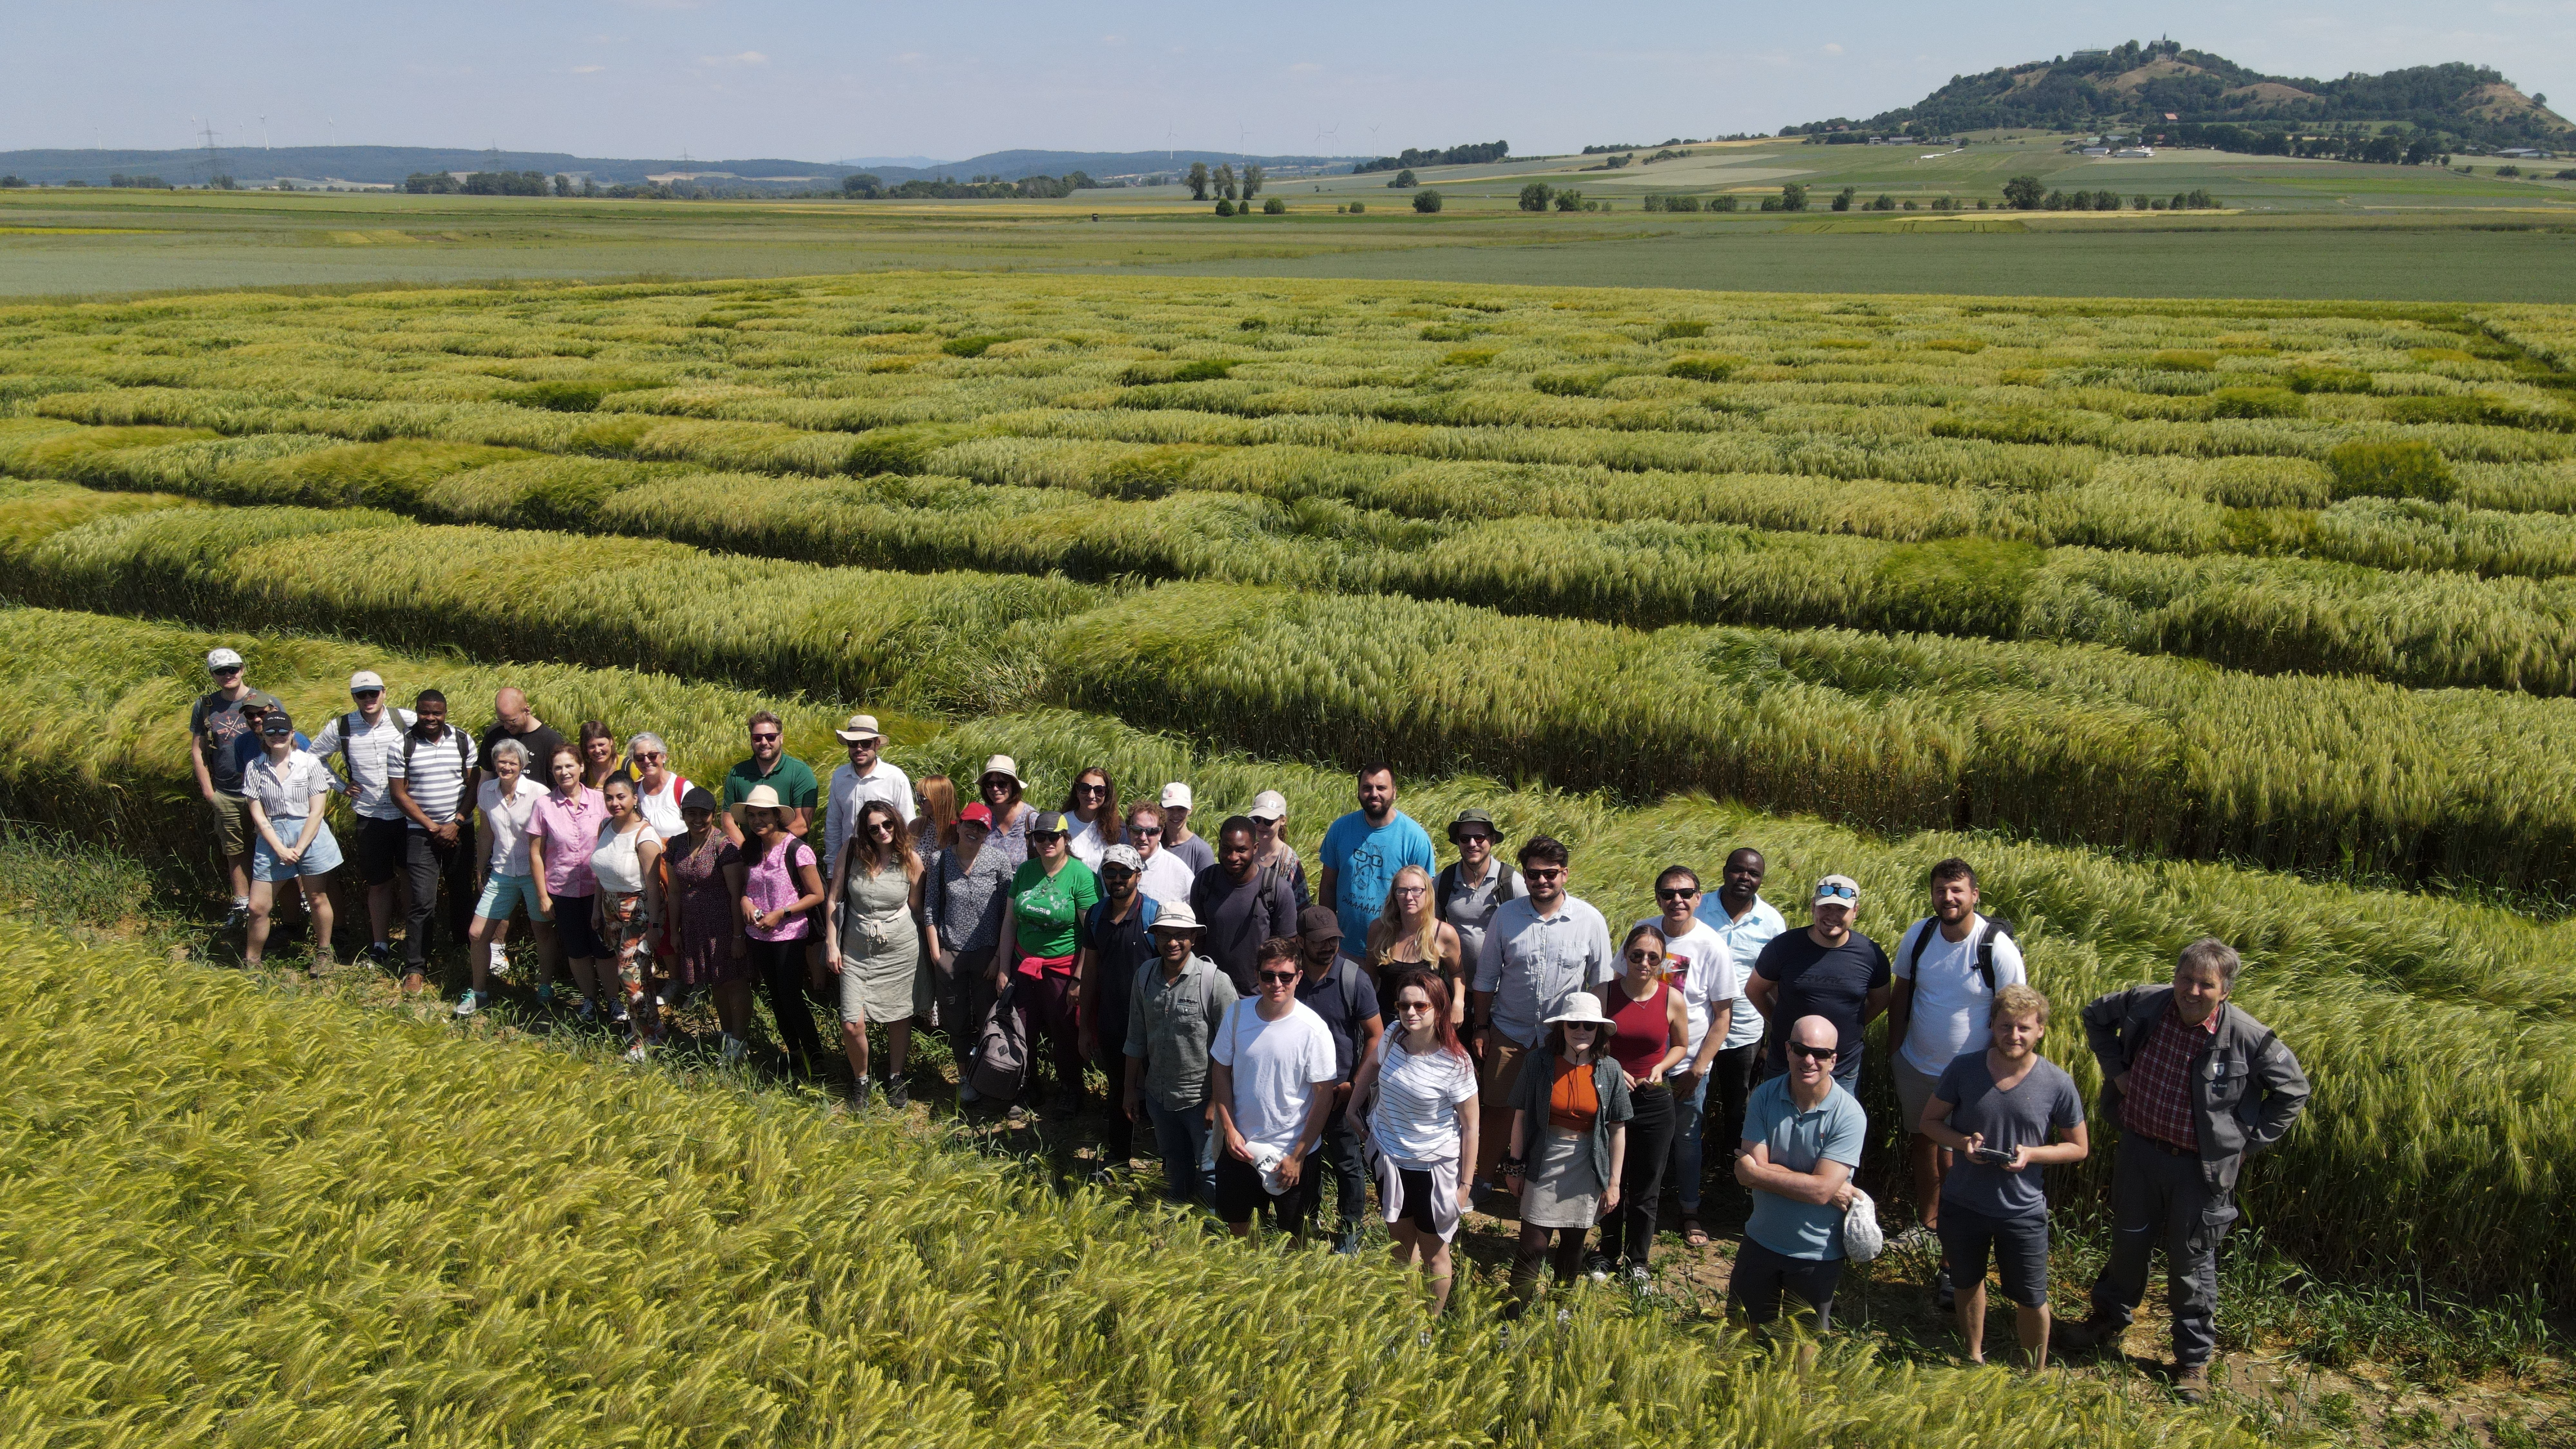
[1742,1075,1868,1261]
[1009,857,1101,961]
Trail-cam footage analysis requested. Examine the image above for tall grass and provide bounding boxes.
[3,605,2571,1301]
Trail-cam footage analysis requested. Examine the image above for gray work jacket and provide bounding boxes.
[2080,983,2310,1192]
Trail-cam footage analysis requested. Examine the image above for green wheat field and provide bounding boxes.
[3,265,2573,1444]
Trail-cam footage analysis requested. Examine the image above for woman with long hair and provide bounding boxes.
[1364,864,1463,1019]
[1502,991,1633,1317]
[911,774,958,857]
[241,709,342,973]
[525,741,610,1021]
[664,786,752,1057]
[1346,968,1479,1311]
[591,775,667,1058]
[577,720,619,792]
[1594,922,1692,1279]
[826,797,926,1107]
[736,784,828,1080]
[1061,765,1120,870]
[459,736,541,1017]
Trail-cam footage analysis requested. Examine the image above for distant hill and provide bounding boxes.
[1792,40,2572,147]
[0,144,1363,191]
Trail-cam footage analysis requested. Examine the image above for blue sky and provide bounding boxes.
[10,0,2571,161]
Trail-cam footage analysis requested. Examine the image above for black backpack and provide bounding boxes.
[1907,915,2018,991]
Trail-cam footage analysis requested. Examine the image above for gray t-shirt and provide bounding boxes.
[1165,831,1217,877]
[1438,857,1522,968]
[1934,1052,2086,1221]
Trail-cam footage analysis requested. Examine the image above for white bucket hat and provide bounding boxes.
[834,713,888,744]
[1148,898,1204,933]
[1544,991,1614,1026]
[979,755,1026,789]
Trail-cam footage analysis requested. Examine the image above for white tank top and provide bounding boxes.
[591,819,650,895]
[632,771,692,840]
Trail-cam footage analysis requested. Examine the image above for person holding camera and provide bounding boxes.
[1917,984,2088,1368]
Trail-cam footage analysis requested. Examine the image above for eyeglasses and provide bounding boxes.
[750,731,781,743]
[1814,883,1857,901]
[1391,885,1426,897]
[1624,949,1663,964]
[1257,970,1300,985]
[1656,887,1699,900]
[1788,1043,1839,1061]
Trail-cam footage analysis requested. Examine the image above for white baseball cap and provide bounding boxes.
[348,670,384,693]
[1247,790,1288,821]
[206,647,244,672]
[1160,782,1193,810]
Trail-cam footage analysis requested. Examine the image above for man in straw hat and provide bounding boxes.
[823,713,913,871]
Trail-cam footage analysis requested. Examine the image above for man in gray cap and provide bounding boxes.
[1747,874,1890,1092]
[188,646,279,929]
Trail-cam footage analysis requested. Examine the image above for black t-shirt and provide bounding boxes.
[1189,863,1298,996]
[1080,894,1159,1027]
[1295,959,1383,1084]
[1753,928,1892,1077]
[480,720,567,777]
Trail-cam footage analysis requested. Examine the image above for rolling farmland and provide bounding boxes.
[4,267,2573,1440]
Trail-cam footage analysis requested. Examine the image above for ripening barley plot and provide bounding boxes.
[1,914,2290,1449]
[1,604,2572,1302]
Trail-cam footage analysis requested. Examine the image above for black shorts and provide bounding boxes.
[552,893,609,959]
[355,816,409,886]
[1213,1150,1315,1233]
[1937,1200,2051,1307]
[1396,1168,1440,1235]
[1731,1236,1845,1331]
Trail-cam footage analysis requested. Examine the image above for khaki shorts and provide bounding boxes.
[208,793,254,858]
[1894,1053,1947,1138]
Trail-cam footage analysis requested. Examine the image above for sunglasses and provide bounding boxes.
[350,688,382,699]
[750,732,781,743]
[1029,832,1065,843]
[213,666,244,676]
[869,820,897,833]
[1524,867,1566,881]
[1397,1000,1436,1013]
[1563,1022,1600,1033]
[1624,949,1663,964]
[1074,783,1107,796]
[1128,825,1162,836]
[1814,884,1857,902]
[1257,971,1300,985]
[634,751,666,762]
[1656,887,1698,900]
[1788,1043,1838,1061]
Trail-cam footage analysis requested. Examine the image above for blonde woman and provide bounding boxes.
[1365,864,1463,1020]
[592,775,666,1058]
[826,798,926,1108]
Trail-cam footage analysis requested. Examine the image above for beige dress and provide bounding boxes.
[836,862,920,1025]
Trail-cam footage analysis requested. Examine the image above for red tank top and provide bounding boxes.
[1604,977,1672,1080]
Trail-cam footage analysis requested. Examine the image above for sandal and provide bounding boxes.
[1681,1216,1710,1249]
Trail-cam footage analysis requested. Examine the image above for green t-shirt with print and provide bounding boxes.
[1010,857,1101,961]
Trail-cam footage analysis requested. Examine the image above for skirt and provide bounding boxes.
[1518,1125,1605,1230]
[601,891,653,994]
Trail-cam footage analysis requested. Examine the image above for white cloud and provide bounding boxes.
[572,64,608,74]
[701,51,768,67]
[1822,42,1845,56]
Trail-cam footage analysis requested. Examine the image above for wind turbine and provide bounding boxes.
[260,115,270,150]
[327,118,338,148]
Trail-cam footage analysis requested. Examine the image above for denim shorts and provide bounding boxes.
[251,815,344,882]
[473,871,552,923]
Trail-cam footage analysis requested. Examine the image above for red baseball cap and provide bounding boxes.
[957,802,995,827]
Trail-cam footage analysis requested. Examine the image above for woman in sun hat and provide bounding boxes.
[1501,989,1634,1316]
[975,754,1037,863]
[737,782,829,1081]
[242,707,345,973]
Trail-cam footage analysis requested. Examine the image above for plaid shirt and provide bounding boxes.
[2121,1003,2218,1151]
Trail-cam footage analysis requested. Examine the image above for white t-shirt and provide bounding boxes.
[477,778,543,876]
[1639,914,1742,1065]
[1068,814,1114,871]
[1892,913,2030,1076]
[1210,999,1340,1159]
[242,749,339,819]
[1136,848,1195,909]
[1368,1035,1478,1167]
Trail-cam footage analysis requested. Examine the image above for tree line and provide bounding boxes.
[1351,141,1508,175]
[841,171,1104,199]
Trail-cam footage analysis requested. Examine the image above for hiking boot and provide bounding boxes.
[848,1076,873,1109]
[2052,1315,2120,1355]
[884,1076,909,1110]
[2171,1363,2211,1405]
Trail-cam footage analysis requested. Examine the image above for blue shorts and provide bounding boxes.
[252,816,344,882]
[473,871,552,923]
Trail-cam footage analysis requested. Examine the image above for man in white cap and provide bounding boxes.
[1747,874,1891,1092]
[1159,782,1216,876]
[310,668,416,965]
[187,646,280,929]
[822,713,913,869]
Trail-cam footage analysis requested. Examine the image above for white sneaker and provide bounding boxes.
[452,989,480,1018]
[625,1044,650,1063]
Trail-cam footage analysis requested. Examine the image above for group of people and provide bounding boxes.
[188,651,2312,1392]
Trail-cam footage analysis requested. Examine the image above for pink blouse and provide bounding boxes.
[743,835,817,941]
[526,786,607,897]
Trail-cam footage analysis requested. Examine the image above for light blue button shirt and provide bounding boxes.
[1697,893,1788,1050]
[1473,893,1616,1047]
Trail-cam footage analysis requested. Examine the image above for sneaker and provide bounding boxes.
[1333,1231,1362,1257]
[848,1076,873,1109]
[1891,1223,1935,1254]
[720,1034,748,1062]
[574,999,597,1024]
[957,1079,981,1103]
[1935,1265,1956,1313]
[535,981,557,1006]
[453,989,481,1018]
[1583,1253,1612,1283]
[610,999,630,1025]
[363,942,395,967]
[1006,1103,1031,1127]
[223,903,250,931]
[884,1076,909,1109]
[625,1044,650,1063]
[2171,1363,2211,1405]
[1624,1264,1652,1286]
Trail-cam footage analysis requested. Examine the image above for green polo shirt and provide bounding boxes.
[722,753,819,817]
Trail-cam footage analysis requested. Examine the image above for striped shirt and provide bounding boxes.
[387,724,475,826]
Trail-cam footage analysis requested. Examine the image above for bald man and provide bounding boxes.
[1732,1014,1866,1333]
[478,687,564,781]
